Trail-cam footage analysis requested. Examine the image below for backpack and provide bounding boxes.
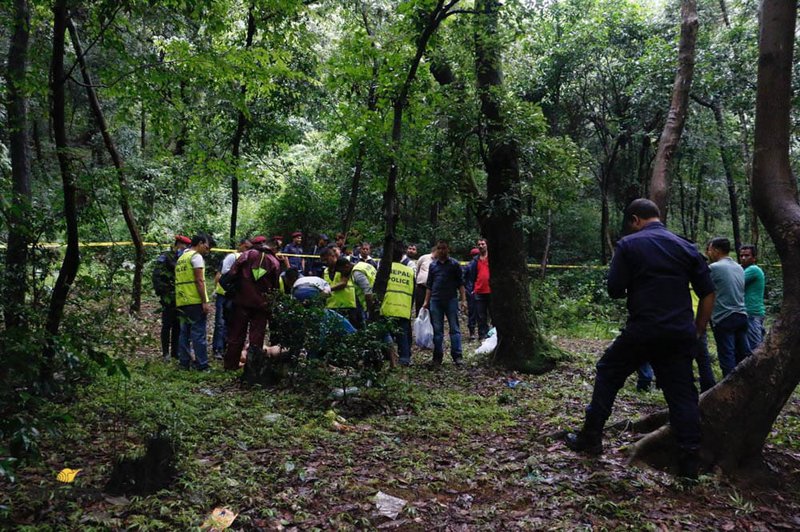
[152,252,176,297]
[219,270,240,297]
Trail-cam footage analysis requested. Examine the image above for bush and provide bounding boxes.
[531,267,625,336]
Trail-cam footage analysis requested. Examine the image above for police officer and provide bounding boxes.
[175,234,213,371]
[381,242,415,366]
[321,246,359,326]
[352,259,377,328]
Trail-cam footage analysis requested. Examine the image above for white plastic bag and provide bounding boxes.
[414,308,434,349]
[475,334,498,355]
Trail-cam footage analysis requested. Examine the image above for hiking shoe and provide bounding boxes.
[677,450,700,481]
[453,358,465,368]
[564,431,603,455]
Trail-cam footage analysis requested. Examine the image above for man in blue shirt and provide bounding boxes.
[565,199,715,480]
[283,232,305,271]
[423,240,468,367]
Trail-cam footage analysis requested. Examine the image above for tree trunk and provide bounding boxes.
[632,0,798,474]
[4,0,32,331]
[691,94,742,251]
[474,0,554,374]
[229,6,256,246]
[649,0,699,219]
[712,101,741,251]
[539,208,552,279]
[374,0,453,298]
[68,17,145,313]
[44,0,81,378]
[600,187,610,264]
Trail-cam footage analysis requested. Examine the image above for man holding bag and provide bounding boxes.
[423,240,468,368]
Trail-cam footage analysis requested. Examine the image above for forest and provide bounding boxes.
[3,0,800,528]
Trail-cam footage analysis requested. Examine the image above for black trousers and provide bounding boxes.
[584,333,700,450]
[160,302,179,358]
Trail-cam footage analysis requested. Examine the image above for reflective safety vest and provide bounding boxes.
[324,267,356,309]
[215,252,241,296]
[380,262,414,318]
[175,250,207,306]
[352,261,376,307]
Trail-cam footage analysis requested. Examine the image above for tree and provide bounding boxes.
[632,0,799,474]
[229,4,257,247]
[67,15,146,312]
[649,0,698,219]
[3,0,32,331]
[373,0,461,298]
[44,0,81,379]
[473,0,554,373]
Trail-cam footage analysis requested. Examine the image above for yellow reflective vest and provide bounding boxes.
[380,262,414,318]
[175,250,207,306]
[215,252,241,296]
[324,267,356,309]
[352,261,377,307]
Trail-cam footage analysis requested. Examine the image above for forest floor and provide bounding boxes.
[3,304,800,530]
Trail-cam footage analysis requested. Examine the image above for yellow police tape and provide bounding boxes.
[0,240,612,269]
[4,241,769,270]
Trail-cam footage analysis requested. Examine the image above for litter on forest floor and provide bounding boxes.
[200,507,237,531]
[475,334,497,355]
[56,468,81,483]
[373,491,408,519]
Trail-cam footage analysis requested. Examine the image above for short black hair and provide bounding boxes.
[709,237,731,254]
[320,245,336,259]
[191,234,213,247]
[739,243,758,257]
[623,198,661,223]
[283,268,300,293]
[436,239,449,249]
[238,237,251,246]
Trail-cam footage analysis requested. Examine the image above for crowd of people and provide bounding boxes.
[565,198,767,481]
[151,232,494,371]
[152,201,771,480]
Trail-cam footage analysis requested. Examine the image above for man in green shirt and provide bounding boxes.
[739,244,766,351]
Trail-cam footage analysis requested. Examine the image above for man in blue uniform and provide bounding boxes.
[564,199,715,480]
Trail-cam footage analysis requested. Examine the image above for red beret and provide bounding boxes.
[251,236,267,244]
[175,235,191,245]
[470,248,480,256]
[291,231,302,238]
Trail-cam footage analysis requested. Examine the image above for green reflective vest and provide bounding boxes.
[380,262,414,318]
[324,267,356,309]
[352,261,377,306]
[175,250,207,306]
[215,252,241,296]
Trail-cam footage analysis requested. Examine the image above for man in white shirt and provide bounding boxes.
[414,246,436,316]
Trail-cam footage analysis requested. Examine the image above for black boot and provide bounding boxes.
[564,430,603,455]
[677,449,700,481]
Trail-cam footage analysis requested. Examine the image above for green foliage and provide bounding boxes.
[532,268,626,338]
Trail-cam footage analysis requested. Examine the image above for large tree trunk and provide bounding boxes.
[44,0,81,379]
[68,17,145,313]
[374,1,454,298]
[474,0,554,374]
[4,0,32,331]
[632,0,798,474]
[649,0,699,219]
[229,6,256,246]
